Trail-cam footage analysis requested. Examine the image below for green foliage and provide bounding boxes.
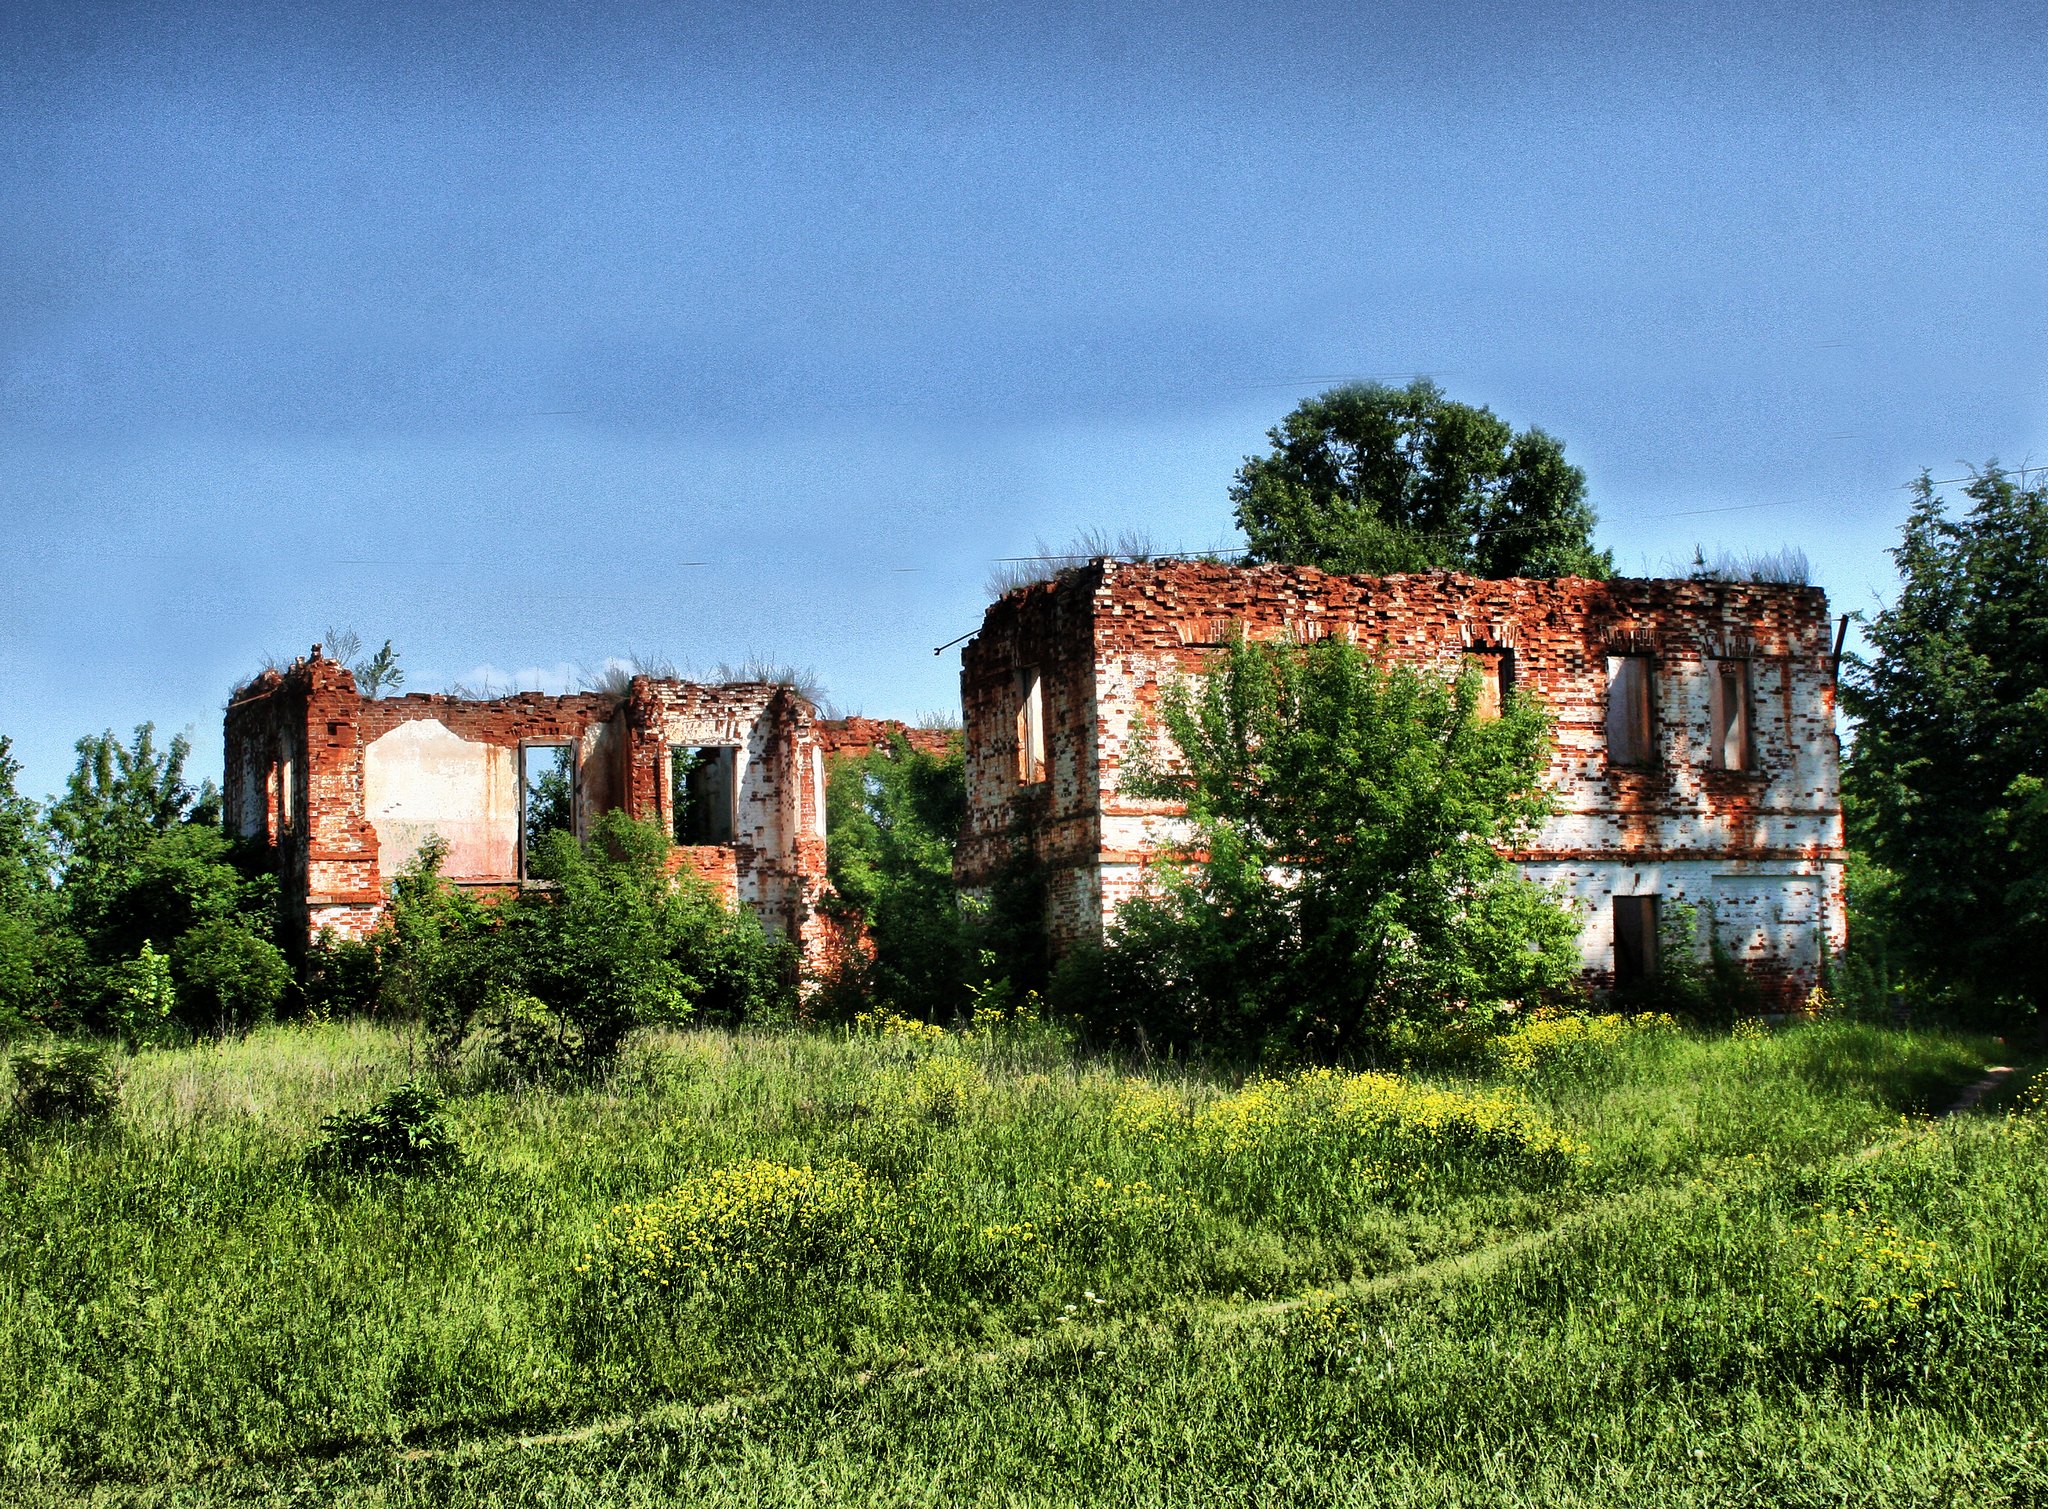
[391,813,795,1077]
[16,725,274,1036]
[0,1017,2011,1497]
[1078,632,1582,1056]
[1842,467,2048,1023]
[5,1039,121,1129]
[0,739,67,1037]
[1231,379,1612,580]
[301,932,385,1020]
[374,836,495,1026]
[823,733,971,1014]
[107,941,177,1045]
[307,1080,460,1177]
[45,723,210,869]
[522,747,574,858]
[169,919,291,1034]
[0,736,50,913]
[511,810,774,1056]
[64,820,273,971]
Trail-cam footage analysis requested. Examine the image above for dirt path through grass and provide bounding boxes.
[365,1097,1999,1482]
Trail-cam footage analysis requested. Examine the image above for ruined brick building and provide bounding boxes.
[224,652,937,972]
[230,560,1845,1005]
[956,561,1846,1004]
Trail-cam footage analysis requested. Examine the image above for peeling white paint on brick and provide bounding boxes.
[959,561,1847,1006]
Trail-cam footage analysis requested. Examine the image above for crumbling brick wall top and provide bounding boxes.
[816,716,958,760]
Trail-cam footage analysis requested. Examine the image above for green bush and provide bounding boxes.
[302,931,385,1019]
[472,987,588,1084]
[169,918,291,1034]
[107,939,178,1044]
[395,812,797,1078]
[0,908,82,1037]
[1070,633,1582,1058]
[307,1080,461,1177]
[6,1039,121,1128]
[375,836,501,1027]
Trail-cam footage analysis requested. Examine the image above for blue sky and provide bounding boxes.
[3,0,2045,799]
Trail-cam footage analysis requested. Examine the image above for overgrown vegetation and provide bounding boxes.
[822,733,972,1015]
[0,726,793,1077]
[0,1015,2021,1502]
[1842,465,2048,1029]
[0,725,284,1040]
[379,812,797,1078]
[821,731,1047,1023]
[1066,631,1582,1057]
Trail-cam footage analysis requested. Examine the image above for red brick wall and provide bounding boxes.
[959,560,1846,1001]
[225,661,843,971]
[816,716,957,760]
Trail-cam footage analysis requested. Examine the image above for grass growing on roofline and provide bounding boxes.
[0,1013,2024,1503]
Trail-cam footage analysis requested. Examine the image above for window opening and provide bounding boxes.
[1605,655,1656,766]
[1465,649,1514,721]
[1016,672,1047,785]
[278,757,296,835]
[1613,895,1660,986]
[671,746,737,844]
[1708,659,1751,771]
[521,744,575,877]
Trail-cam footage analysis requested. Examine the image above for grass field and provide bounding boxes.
[2,1015,2041,1506]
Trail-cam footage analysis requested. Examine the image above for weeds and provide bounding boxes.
[5,1039,121,1129]
[306,1080,462,1178]
[0,1015,2020,1502]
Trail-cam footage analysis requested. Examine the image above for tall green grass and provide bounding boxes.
[0,1015,2012,1502]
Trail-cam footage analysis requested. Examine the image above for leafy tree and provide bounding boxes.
[1841,467,2048,1022]
[64,821,271,968]
[1083,632,1582,1056]
[0,737,49,910]
[824,733,971,1014]
[34,726,271,1035]
[1231,380,1611,580]
[46,724,212,871]
[0,738,68,1035]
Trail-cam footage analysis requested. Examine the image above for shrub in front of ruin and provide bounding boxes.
[6,1039,121,1131]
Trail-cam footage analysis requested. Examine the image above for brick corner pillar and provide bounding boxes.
[299,656,383,946]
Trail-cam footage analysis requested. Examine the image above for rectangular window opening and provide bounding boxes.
[1613,895,1660,986]
[671,745,737,845]
[521,744,576,877]
[1015,672,1047,785]
[1709,659,1751,771]
[1605,655,1656,766]
[1465,649,1514,721]
[278,757,296,835]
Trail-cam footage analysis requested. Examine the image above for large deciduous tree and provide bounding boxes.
[1231,380,1611,580]
[1087,633,1582,1056]
[1842,467,2048,1022]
